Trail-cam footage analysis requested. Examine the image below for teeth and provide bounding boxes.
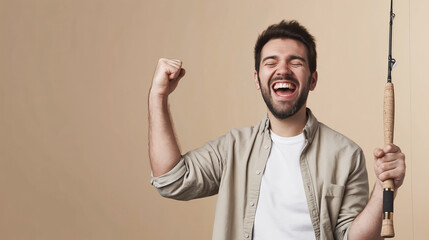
[274,83,295,90]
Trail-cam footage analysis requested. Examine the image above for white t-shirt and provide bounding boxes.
[253,131,316,240]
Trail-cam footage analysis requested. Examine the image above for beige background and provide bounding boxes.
[1,0,427,239]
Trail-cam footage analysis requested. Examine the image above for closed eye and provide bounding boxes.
[289,56,306,67]
[289,60,304,68]
[264,62,277,67]
[262,56,278,67]
[290,63,303,67]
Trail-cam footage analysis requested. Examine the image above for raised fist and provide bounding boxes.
[150,58,186,96]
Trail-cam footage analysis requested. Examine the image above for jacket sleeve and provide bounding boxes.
[150,133,228,201]
[335,149,369,239]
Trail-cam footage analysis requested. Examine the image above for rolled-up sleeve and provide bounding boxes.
[150,134,228,201]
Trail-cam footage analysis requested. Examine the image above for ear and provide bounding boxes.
[254,71,260,90]
[309,71,318,91]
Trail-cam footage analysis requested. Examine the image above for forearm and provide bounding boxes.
[148,92,181,177]
[348,183,384,240]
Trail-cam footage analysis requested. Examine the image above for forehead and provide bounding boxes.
[261,38,308,60]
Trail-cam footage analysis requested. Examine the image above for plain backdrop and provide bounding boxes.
[1,0,428,239]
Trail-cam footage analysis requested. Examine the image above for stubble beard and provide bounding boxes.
[259,75,311,120]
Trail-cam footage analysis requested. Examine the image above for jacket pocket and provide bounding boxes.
[322,183,345,231]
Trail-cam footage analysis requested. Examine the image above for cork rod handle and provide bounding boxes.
[381,82,395,238]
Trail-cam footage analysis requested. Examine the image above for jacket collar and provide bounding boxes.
[303,108,319,145]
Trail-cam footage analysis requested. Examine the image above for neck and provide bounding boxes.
[268,106,308,137]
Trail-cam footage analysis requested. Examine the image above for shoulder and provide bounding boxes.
[317,122,362,151]
[314,122,366,169]
[204,118,267,154]
[226,117,268,141]
[305,108,361,153]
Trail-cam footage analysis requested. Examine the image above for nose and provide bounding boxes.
[275,61,291,76]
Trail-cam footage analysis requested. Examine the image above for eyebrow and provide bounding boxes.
[261,56,278,63]
[289,55,306,62]
[261,55,307,63]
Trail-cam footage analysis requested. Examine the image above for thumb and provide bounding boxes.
[169,68,185,84]
[169,64,185,80]
[168,68,186,93]
[373,147,384,159]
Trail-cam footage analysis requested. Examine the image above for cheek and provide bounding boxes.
[259,69,275,82]
[297,71,312,83]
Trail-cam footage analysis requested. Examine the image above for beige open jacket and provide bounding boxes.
[151,109,369,240]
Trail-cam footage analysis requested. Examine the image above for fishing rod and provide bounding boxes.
[381,0,396,237]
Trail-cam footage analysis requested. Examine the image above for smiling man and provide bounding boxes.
[148,20,406,240]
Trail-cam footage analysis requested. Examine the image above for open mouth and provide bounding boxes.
[272,82,297,97]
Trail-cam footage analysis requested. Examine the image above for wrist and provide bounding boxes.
[148,92,170,115]
[375,179,383,191]
[149,88,169,102]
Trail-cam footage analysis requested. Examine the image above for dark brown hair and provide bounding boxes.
[254,20,317,74]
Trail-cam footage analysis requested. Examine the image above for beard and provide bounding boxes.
[259,75,311,119]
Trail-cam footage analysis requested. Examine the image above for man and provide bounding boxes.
[148,20,405,240]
